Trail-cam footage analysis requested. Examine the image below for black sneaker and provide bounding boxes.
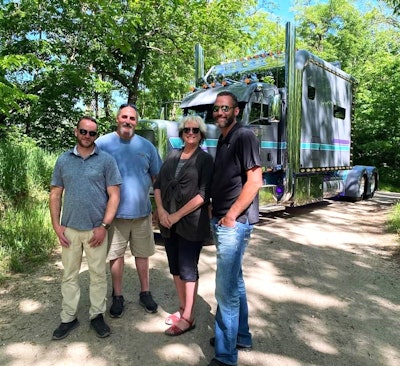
[207,358,230,366]
[110,295,125,318]
[52,318,79,340]
[139,291,158,313]
[209,336,252,352]
[90,314,110,338]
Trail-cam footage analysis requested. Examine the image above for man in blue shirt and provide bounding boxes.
[50,116,122,340]
[96,103,162,317]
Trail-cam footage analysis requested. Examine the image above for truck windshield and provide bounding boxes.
[249,102,269,124]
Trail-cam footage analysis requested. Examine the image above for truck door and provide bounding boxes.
[242,86,281,172]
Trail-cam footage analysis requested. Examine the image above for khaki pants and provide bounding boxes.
[60,227,108,322]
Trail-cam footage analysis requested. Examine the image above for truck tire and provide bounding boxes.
[347,175,367,202]
[357,175,367,201]
[366,173,377,199]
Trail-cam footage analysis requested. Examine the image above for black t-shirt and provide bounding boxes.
[211,123,261,224]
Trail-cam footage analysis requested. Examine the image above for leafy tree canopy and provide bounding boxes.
[0,0,400,173]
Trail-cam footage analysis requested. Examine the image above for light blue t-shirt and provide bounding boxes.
[96,132,162,219]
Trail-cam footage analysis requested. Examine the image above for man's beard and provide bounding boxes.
[216,115,235,128]
[118,124,134,139]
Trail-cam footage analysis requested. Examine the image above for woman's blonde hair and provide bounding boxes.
[178,115,207,145]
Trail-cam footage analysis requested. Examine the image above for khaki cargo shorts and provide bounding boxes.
[107,215,155,260]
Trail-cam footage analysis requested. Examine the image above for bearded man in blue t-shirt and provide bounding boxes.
[96,104,162,318]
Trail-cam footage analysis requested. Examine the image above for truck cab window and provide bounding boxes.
[334,105,346,119]
[308,86,316,100]
[249,102,269,125]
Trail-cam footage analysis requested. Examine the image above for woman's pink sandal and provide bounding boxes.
[165,317,195,336]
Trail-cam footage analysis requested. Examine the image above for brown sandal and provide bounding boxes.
[165,317,195,336]
[165,307,184,325]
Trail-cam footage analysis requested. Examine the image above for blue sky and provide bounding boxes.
[270,0,296,22]
[267,0,380,21]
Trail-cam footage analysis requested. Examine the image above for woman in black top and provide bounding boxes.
[154,115,214,336]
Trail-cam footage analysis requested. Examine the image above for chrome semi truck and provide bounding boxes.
[138,22,378,212]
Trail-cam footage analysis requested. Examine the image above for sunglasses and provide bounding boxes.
[79,129,97,137]
[183,127,200,134]
[212,105,234,113]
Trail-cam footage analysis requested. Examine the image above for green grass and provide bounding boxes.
[0,138,57,282]
[0,199,55,272]
[386,201,400,258]
[373,166,400,254]
[387,202,400,235]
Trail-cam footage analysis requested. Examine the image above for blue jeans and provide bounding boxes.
[211,217,253,365]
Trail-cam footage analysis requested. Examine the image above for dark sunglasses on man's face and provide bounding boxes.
[212,105,234,113]
[79,129,97,137]
[183,127,200,134]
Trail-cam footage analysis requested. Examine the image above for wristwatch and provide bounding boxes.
[101,222,111,230]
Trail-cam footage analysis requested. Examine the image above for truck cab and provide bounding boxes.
[137,22,378,212]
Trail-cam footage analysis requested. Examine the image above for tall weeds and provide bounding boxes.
[387,202,400,235]
[0,138,57,280]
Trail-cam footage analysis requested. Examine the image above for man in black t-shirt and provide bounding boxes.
[208,91,263,366]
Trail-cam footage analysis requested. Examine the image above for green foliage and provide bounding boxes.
[0,140,29,201]
[0,199,55,273]
[387,202,400,234]
[377,167,400,192]
[383,0,400,15]
[27,146,57,192]
[0,138,57,279]
[0,134,56,200]
[354,44,400,170]
[0,0,267,150]
[295,0,373,72]
[0,54,40,116]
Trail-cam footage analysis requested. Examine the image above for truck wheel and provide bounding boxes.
[357,175,367,201]
[367,173,377,199]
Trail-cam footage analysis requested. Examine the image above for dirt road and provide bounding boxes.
[1,191,400,366]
